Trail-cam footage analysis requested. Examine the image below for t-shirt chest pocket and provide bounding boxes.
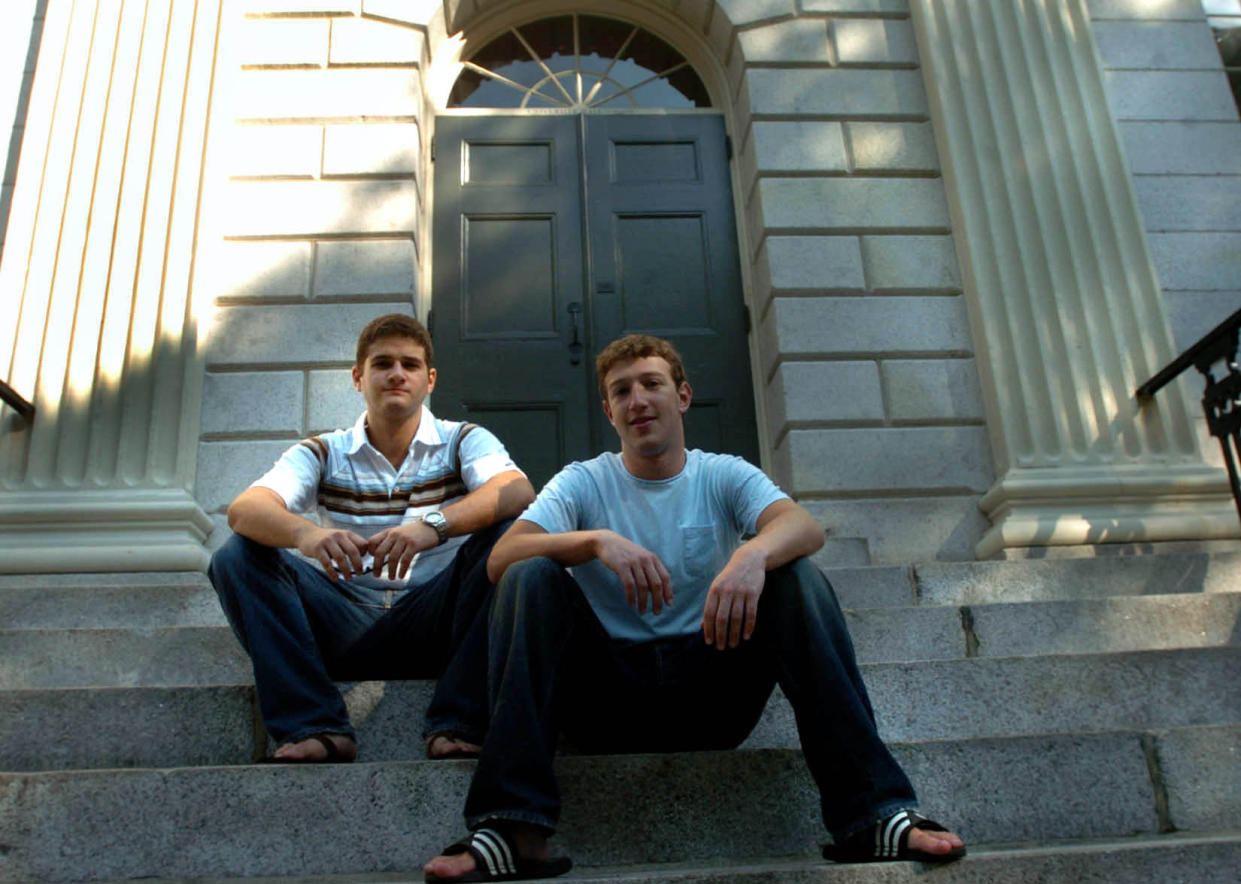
[678,525,717,576]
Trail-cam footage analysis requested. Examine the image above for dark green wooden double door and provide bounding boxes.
[431,113,757,490]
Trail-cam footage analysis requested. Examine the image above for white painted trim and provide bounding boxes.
[0,488,214,573]
[911,0,1225,557]
[425,1,733,113]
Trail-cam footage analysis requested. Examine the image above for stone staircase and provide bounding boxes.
[2,554,1240,882]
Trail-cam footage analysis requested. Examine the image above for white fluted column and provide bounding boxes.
[910,0,1237,557]
[0,0,219,571]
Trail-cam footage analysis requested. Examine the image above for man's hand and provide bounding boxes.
[592,530,674,614]
[367,520,440,581]
[295,526,369,582]
[702,547,767,649]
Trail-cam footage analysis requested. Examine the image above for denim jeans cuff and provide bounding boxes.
[467,810,557,836]
[834,799,918,842]
[422,721,485,746]
[284,724,357,745]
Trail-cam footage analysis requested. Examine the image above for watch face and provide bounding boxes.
[424,511,448,540]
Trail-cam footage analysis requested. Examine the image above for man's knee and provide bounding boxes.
[494,557,573,616]
[761,557,843,618]
[211,530,265,565]
[208,533,281,594]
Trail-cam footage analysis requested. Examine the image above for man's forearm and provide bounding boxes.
[227,486,321,549]
[487,527,602,583]
[438,470,535,537]
[739,502,824,571]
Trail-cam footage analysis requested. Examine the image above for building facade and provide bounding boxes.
[1,0,1239,573]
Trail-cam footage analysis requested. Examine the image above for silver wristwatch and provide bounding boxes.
[421,511,449,545]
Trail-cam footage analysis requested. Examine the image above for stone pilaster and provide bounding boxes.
[909,0,1238,557]
[0,0,219,571]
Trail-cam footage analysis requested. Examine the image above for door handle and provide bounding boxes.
[567,301,583,366]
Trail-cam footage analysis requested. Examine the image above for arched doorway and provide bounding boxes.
[431,13,757,489]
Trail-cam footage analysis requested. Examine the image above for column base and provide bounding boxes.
[0,488,213,572]
[977,466,1241,559]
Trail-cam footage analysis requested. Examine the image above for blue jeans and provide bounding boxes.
[208,521,506,745]
[464,556,916,841]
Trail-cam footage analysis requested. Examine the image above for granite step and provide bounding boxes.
[2,724,1235,882]
[4,584,1239,691]
[3,550,1239,630]
[0,582,225,629]
[0,626,251,689]
[4,646,1239,771]
[912,552,1241,606]
[93,831,1241,883]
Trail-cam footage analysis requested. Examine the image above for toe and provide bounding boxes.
[908,828,964,855]
[423,853,476,879]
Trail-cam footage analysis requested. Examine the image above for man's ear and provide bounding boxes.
[426,366,437,394]
[677,381,693,414]
[351,365,363,391]
[601,396,613,423]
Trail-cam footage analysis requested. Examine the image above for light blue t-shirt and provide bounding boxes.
[519,449,788,642]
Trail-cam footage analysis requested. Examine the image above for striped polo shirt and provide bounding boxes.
[252,407,521,588]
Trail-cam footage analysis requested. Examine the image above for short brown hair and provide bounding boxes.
[595,334,687,398]
[355,313,434,367]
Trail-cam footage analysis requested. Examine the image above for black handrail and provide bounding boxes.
[1137,306,1241,525]
[0,379,35,423]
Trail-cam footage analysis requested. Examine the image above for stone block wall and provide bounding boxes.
[195,2,430,547]
[734,0,993,564]
[1091,0,1241,470]
[191,0,1230,566]
[1093,0,1241,350]
[190,0,998,565]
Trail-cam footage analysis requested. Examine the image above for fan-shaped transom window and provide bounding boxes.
[448,14,711,110]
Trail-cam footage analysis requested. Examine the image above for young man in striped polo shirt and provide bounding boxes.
[209,313,534,763]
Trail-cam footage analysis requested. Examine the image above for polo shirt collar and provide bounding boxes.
[346,406,443,458]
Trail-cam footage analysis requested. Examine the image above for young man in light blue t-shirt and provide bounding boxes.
[424,335,965,882]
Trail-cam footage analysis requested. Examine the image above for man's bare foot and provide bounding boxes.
[423,823,548,880]
[427,734,481,759]
[907,825,965,856]
[271,733,356,762]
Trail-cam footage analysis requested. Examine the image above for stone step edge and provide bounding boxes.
[89,829,1241,883]
[566,829,1241,878]
[5,640,1235,684]
[5,720,1234,776]
[1,546,1238,597]
[5,586,1239,629]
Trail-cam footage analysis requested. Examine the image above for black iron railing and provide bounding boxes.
[1137,307,1241,525]
[0,379,35,424]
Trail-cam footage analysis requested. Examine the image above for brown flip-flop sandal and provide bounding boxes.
[425,731,481,760]
[261,733,354,764]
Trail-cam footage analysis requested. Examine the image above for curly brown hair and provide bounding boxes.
[595,334,687,399]
[355,313,434,368]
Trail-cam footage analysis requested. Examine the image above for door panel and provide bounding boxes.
[432,116,590,491]
[462,216,557,336]
[583,114,757,462]
[433,113,757,489]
